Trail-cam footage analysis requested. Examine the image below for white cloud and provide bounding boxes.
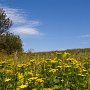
[5,8,27,24]
[0,5,27,24]
[28,20,41,27]
[80,34,90,38]
[12,26,42,35]
[0,4,42,36]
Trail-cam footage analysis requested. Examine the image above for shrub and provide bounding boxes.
[0,33,23,54]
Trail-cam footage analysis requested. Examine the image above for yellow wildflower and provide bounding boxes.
[28,71,33,76]
[30,59,35,63]
[77,74,85,76]
[65,65,71,68]
[63,52,70,58]
[49,69,57,73]
[28,77,38,82]
[17,64,27,68]
[4,78,11,82]
[44,88,53,90]
[36,74,40,77]
[18,73,24,79]
[57,66,62,69]
[19,84,27,89]
[50,60,57,64]
[5,70,13,74]
[36,78,44,83]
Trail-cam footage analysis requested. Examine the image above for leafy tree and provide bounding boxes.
[0,33,23,54]
[0,8,12,35]
[0,8,23,54]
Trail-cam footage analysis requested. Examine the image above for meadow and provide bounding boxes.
[0,48,90,90]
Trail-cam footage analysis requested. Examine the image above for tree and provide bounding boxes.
[0,8,23,54]
[0,8,12,35]
[0,33,23,54]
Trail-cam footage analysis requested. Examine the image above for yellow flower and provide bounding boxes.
[16,88,20,90]
[50,60,57,64]
[49,69,57,73]
[36,78,44,83]
[44,88,53,90]
[28,71,33,76]
[65,65,71,68]
[30,59,35,63]
[36,74,40,77]
[28,77,38,82]
[5,70,13,74]
[17,64,27,68]
[82,69,87,72]
[0,61,6,64]
[57,66,62,69]
[19,84,27,89]
[77,74,85,76]
[18,73,24,79]
[46,59,51,61]
[67,58,76,61]
[63,52,70,58]
[4,78,11,82]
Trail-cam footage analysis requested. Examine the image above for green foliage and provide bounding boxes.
[0,33,23,54]
[0,8,12,35]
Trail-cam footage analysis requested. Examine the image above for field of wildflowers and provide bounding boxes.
[0,49,90,90]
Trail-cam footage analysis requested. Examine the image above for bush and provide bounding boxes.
[0,33,23,54]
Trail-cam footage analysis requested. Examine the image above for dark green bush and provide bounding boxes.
[0,33,23,54]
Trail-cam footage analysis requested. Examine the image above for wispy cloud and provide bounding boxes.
[5,8,27,24]
[12,26,42,35]
[0,4,42,36]
[79,34,90,38]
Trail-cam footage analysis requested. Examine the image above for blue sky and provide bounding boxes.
[0,0,90,52]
